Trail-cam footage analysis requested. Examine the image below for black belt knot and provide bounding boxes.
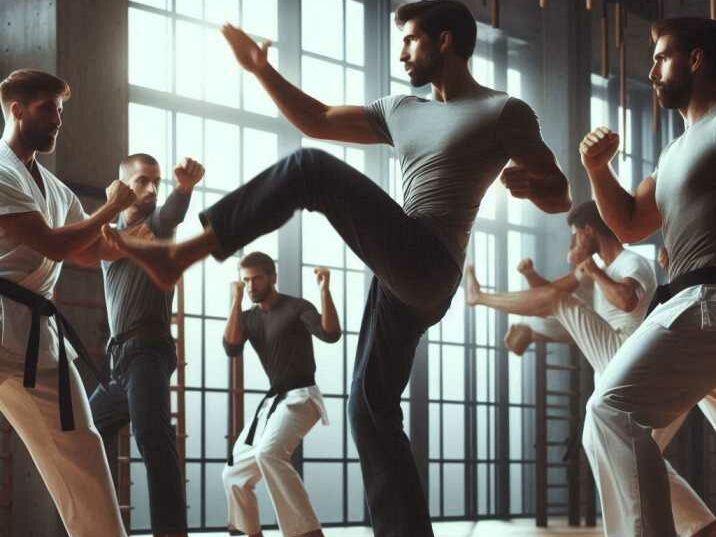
[0,277,109,431]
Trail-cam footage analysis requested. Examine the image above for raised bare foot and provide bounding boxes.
[464,264,482,305]
[102,224,185,291]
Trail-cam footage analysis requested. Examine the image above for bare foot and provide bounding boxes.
[102,224,185,291]
[464,264,482,305]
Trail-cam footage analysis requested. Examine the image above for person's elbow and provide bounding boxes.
[324,328,342,343]
[618,293,639,313]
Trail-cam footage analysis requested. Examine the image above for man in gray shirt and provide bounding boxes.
[100,2,571,534]
[578,17,716,537]
[90,153,204,537]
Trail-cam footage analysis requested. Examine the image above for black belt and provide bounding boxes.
[647,266,716,316]
[228,378,315,466]
[0,277,109,431]
[106,323,171,368]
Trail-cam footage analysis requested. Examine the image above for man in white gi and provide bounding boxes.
[579,16,716,536]
[0,69,136,537]
[222,252,341,537]
[466,200,716,536]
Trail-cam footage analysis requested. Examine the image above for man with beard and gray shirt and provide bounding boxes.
[579,17,716,537]
[99,2,571,534]
[90,153,204,537]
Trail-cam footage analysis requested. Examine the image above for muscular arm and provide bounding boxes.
[0,202,124,262]
[222,25,382,144]
[590,269,641,312]
[224,290,245,349]
[588,170,661,243]
[318,286,341,340]
[580,127,661,243]
[508,146,572,214]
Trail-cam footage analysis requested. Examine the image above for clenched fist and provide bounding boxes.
[500,165,538,200]
[580,127,620,172]
[106,180,136,212]
[577,257,599,279]
[517,258,534,275]
[221,24,271,74]
[174,157,205,192]
[231,281,245,302]
[314,267,330,290]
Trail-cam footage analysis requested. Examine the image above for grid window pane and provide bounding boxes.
[302,0,344,60]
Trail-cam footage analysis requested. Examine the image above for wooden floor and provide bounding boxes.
[186,519,602,536]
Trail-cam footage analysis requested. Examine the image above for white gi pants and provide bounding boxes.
[577,285,716,536]
[223,387,325,536]
[0,356,126,537]
[554,292,716,536]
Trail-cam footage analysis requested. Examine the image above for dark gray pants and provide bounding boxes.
[200,148,462,536]
[90,336,187,533]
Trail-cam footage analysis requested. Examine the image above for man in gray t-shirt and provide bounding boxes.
[90,153,204,537]
[100,3,571,535]
[578,17,716,537]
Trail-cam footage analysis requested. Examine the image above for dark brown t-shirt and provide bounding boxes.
[223,293,340,391]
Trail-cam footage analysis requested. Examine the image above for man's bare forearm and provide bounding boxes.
[224,296,244,345]
[586,164,636,241]
[254,63,330,137]
[590,268,638,312]
[45,203,122,260]
[320,288,341,337]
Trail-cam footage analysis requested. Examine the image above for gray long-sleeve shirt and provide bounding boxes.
[223,293,341,392]
[102,190,191,337]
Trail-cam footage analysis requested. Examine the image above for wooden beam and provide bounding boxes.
[601,0,609,77]
[491,0,499,28]
[586,0,593,10]
[539,0,547,8]
[711,0,716,20]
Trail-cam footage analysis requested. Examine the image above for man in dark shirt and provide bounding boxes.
[90,153,204,537]
[221,252,340,537]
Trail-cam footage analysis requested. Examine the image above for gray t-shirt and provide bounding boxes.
[223,294,340,391]
[365,87,546,265]
[654,105,716,280]
[102,190,191,337]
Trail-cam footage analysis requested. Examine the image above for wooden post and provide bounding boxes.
[535,341,547,528]
[601,0,609,77]
[491,0,499,28]
[586,0,593,10]
[711,0,716,20]
[539,0,547,8]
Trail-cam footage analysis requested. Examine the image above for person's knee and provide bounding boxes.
[543,287,570,317]
[290,147,336,172]
[223,463,254,494]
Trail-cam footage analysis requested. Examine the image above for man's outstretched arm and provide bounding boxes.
[465,264,564,317]
[222,25,383,145]
[0,180,135,262]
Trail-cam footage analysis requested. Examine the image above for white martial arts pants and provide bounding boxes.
[577,285,716,536]
[223,388,323,536]
[0,356,126,537]
[554,292,716,536]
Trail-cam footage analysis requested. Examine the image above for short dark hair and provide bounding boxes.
[0,69,71,117]
[395,1,476,60]
[651,17,716,76]
[239,252,276,276]
[566,201,617,240]
[119,153,160,180]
